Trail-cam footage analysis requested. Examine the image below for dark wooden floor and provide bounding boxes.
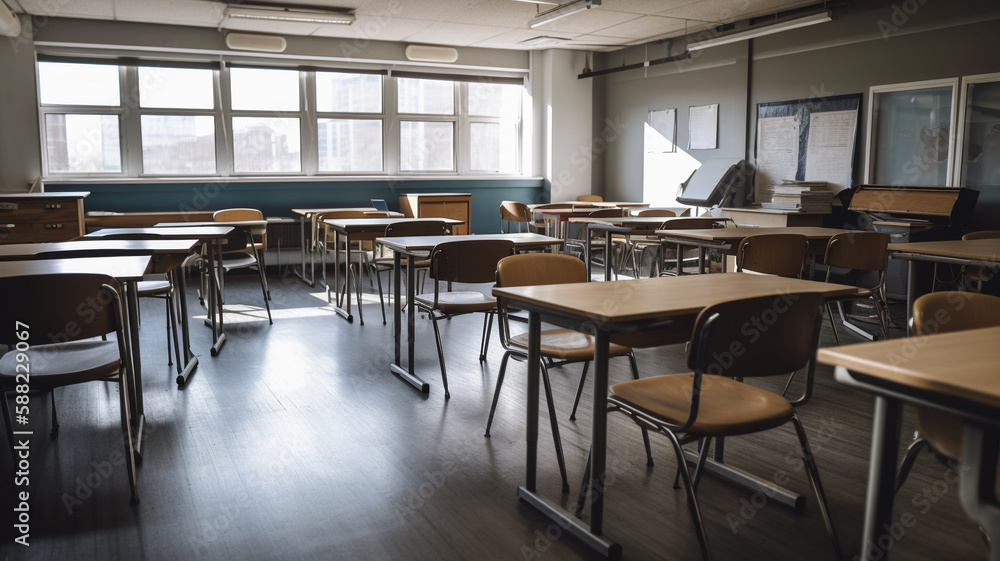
[0,266,990,560]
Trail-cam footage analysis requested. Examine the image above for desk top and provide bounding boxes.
[323,217,463,233]
[493,272,859,325]
[0,255,151,280]
[290,207,403,217]
[568,216,677,226]
[722,207,830,216]
[818,326,1000,411]
[87,226,234,239]
[0,239,199,259]
[156,220,266,234]
[656,226,854,244]
[889,239,1000,262]
[378,233,563,254]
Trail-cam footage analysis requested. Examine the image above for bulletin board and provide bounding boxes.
[753,93,862,202]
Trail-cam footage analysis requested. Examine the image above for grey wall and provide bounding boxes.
[596,0,1000,227]
[0,15,41,192]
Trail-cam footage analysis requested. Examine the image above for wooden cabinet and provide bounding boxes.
[0,192,89,243]
[399,193,471,235]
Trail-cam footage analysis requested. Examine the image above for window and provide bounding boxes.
[955,73,1000,188]
[468,82,520,173]
[138,66,216,175]
[36,58,523,178]
[316,71,383,173]
[230,67,301,173]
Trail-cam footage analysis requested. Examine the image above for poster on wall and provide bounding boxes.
[689,104,718,150]
[647,108,676,152]
[753,93,862,204]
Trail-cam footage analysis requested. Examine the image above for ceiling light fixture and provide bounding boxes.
[519,36,570,47]
[0,1,20,37]
[687,11,832,51]
[529,0,601,29]
[512,0,559,5]
[224,4,355,25]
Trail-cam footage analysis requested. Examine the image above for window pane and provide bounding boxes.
[873,86,953,186]
[317,72,382,113]
[139,67,214,110]
[398,78,454,115]
[230,67,299,112]
[468,82,520,118]
[960,80,1000,188]
[38,62,120,106]
[44,114,121,173]
[400,121,453,171]
[140,115,216,175]
[317,119,382,172]
[232,117,300,173]
[471,122,518,173]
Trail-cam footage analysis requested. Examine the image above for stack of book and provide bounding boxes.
[762,180,832,211]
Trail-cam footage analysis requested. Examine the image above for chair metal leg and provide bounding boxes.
[429,314,450,399]
[826,302,842,346]
[895,436,928,496]
[569,361,591,421]
[479,311,494,362]
[49,389,59,439]
[256,262,273,325]
[484,351,512,437]
[791,415,841,560]
[117,368,139,504]
[2,391,15,459]
[374,265,387,325]
[626,352,653,466]
[575,446,593,517]
[663,427,713,561]
[540,360,570,493]
[691,437,713,492]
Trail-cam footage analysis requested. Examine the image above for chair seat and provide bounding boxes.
[221,254,258,271]
[610,373,794,437]
[415,291,496,315]
[136,279,171,296]
[509,328,631,360]
[0,341,121,390]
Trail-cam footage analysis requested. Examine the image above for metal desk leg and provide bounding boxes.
[208,238,227,356]
[906,260,916,336]
[123,280,144,458]
[390,251,428,392]
[330,229,356,323]
[960,423,1000,561]
[860,396,903,561]
[173,267,199,387]
[294,213,316,286]
[604,229,613,282]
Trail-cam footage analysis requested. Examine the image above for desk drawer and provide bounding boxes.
[0,222,80,243]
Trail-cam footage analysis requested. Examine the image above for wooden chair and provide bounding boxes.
[499,201,531,233]
[414,239,516,399]
[566,208,628,278]
[216,224,273,324]
[371,219,450,324]
[487,253,646,423]
[528,202,574,236]
[896,292,1000,500]
[315,210,370,314]
[961,230,1000,292]
[619,209,678,277]
[582,292,840,560]
[736,233,808,277]
[819,232,890,343]
[0,273,139,503]
[577,194,603,202]
[658,217,728,276]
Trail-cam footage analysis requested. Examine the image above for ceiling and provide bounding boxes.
[6,0,825,52]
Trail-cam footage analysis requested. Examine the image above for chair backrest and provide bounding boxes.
[736,233,808,277]
[220,227,254,254]
[214,208,263,222]
[658,217,722,230]
[532,203,574,210]
[824,232,890,272]
[688,292,825,380]
[499,201,530,223]
[428,239,516,284]
[317,210,367,221]
[577,195,603,202]
[962,230,1000,241]
[587,208,627,218]
[637,209,676,217]
[913,292,1000,336]
[384,220,450,237]
[0,273,123,345]
[496,253,586,290]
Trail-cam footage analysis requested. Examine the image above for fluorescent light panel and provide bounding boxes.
[224,5,355,25]
[519,36,570,47]
[688,11,831,51]
[530,0,600,29]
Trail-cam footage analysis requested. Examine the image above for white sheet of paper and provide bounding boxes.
[804,110,857,192]
[755,115,800,201]
[688,104,718,150]
[648,108,676,152]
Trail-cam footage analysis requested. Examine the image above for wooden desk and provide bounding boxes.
[721,207,828,227]
[657,226,856,274]
[0,255,152,458]
[0,192,89,243]
[376,233,563,393]
[0,239,202,389]
[320,217,463,325]
[87,226,234,357]
[493,273,860,559]
[818,327,1000,561]
[290,207,403,287]
[889,239,1000,329]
